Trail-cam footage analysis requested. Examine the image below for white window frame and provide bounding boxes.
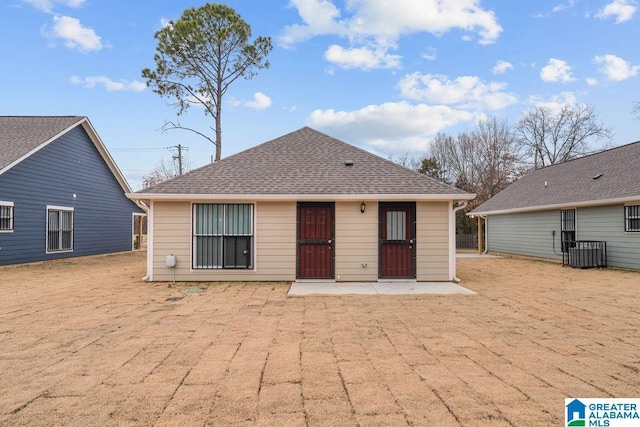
[46,205,74,254]
[625,204,640,232]
[0,201,14,233]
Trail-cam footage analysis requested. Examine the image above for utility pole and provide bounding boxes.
[174,144,183,175]
[166,144,187,175]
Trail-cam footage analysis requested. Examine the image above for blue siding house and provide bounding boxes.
[470,141,640,270]
[0,116,146,265]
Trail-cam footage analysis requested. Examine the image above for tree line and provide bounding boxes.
[400,104,613,233]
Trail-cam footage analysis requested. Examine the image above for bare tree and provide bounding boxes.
[514,104,613,169]
[141,155,191,190]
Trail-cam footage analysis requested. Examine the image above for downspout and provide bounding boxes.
[141,200,153,282]
[451,200,468,283]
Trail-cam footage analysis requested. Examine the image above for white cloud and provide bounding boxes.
[21,0,85,13]
[594,54,640,80]
[244,92,272,110]
[70,75,146,92]
[397,73,517,110]
[586,77,599,86]
[540,58,574,83]
[422,47,437,60]
[324,44,401,70]
[596,0,637,23]
[492,60,513,75]
[47,15,102,52]
[280,0,502,68]
[159,18,172,28]
[552,0,576,13]
[307,101,477,153]
[529,91,577,112]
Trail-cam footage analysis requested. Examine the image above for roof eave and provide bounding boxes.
[469,195,640,216]
[127,192,477,202]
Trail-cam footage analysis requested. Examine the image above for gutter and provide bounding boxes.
[451,200,468,283]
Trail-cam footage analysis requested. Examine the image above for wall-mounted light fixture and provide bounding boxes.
[360,201,366,213]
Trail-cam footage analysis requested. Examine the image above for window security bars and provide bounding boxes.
[625,205,640,232]
[47,209,73,252]
[193,204,253,269]
[0,204,13,231]
[560,209,576,252]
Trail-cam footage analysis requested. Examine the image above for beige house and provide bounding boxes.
[127,127,475,282]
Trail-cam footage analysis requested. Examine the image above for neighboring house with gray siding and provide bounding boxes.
[470,141,640,270]
[0,116,146,266]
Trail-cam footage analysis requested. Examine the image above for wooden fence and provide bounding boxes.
[456,234,478,249]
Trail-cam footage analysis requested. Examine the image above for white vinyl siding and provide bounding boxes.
[0,201,14,232]
[46,206,74,253]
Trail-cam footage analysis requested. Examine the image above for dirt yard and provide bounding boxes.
[0,252,638,426]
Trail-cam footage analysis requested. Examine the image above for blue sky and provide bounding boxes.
[2,0,639,190]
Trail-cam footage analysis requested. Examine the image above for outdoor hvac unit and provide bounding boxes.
[565,241,607,269]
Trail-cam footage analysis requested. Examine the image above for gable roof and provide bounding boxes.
[471,140,640,215]
[132,127,474,201]
[0,116,134,194]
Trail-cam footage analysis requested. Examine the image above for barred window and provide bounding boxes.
[193,204,253,269]
[0,202,14,231]
[561,209,576,252]
[47,207,74,252]
[625,205,640,232]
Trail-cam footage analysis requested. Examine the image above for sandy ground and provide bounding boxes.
[0,251,638,426]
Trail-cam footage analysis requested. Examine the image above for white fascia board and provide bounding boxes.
[126,192,477,202]
[471,195,640,216]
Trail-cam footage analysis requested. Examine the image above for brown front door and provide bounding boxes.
[297,203,334,279]
[379,203,416,279]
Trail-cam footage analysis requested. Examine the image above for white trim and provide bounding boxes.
[128,192,476,202]
[0,201,14,206]
[472,195,640,216]
[45,205,74,254]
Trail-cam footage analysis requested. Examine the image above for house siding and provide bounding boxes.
[486,204,640,270]
[417,201,450,281]
[574,204,640,270]
[150,200,454,282]
[152,201,297,281]
[487,210,563,261]
[334,201,378,281]
[0,125,144,266]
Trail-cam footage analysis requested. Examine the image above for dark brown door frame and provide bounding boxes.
[296,202,335,279]
[378,202,416,279]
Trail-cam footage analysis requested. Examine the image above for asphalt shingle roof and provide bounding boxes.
[140,127,470,197]
[0,116,85,171]
[472,140,640,214]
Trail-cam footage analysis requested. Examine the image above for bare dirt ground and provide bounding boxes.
[0,251,638,426]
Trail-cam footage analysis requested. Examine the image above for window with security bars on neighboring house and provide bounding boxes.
[193,203,253,269]
[0,202,14,231]
[625,205,640,232]
[561,209,576,252]
[47,207,74,252]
